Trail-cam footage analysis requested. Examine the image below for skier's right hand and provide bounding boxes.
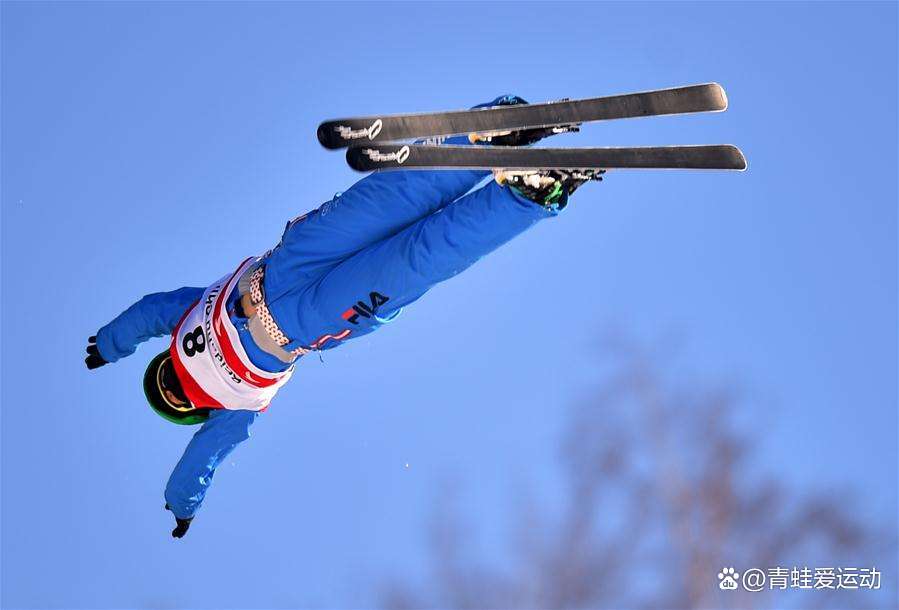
[172,517,193,539]
[84,336,107,370]
[166,504,193,538]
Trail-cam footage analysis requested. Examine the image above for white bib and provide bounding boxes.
[170,258,293,411]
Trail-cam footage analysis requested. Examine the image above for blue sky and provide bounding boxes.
[2,2,896,608]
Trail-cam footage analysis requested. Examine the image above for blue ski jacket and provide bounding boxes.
[93,97,559,521]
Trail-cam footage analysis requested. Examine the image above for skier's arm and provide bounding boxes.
[164,409,258,525]
[93,287,204,363]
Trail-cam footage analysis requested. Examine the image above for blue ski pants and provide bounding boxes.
[249,163,557,370]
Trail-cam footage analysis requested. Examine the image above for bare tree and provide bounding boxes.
[381,338,896,610]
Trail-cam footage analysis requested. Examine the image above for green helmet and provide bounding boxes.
[143,350,211,426]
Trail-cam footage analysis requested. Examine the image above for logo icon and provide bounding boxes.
[367,119,383,139]
[718,567,740,591]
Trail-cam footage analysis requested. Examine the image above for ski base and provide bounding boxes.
[346,144,747,172]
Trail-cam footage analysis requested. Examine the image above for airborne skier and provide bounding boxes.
[85,95,603,539]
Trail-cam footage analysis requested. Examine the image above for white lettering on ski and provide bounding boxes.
[363,145,410,165]
[335,119,383,141]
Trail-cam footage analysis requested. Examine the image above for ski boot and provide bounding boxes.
[495,169,605,211]
[469,95,580,146]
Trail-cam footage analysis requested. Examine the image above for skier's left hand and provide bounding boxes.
[165,504,193,539]
[84,336,107,370]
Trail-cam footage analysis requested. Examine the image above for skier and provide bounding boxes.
[85,95,602,538]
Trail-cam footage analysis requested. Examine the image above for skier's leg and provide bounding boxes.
[265,162,487,300]
[289,180,557,349]
[265,94,551,298]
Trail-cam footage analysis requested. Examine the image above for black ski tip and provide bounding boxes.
[317,122,341,150]
[724,144,747,171]
[708,82,728,112]
[345,147,370,172]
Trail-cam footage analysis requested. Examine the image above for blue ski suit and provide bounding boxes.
[95,125,559,520]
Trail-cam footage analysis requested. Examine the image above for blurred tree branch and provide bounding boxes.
[380,336,895,610]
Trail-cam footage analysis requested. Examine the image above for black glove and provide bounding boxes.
[166,504,193,539]
[85,336,107,370]
[172,517,192,539]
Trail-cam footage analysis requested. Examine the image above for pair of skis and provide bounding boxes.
[318,83,746,173]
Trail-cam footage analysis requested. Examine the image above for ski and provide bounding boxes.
[318,83,728,149]
[346,144,747,172]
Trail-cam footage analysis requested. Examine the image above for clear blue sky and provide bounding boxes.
[2,2,896,608]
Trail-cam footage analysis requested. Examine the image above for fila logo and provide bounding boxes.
[342,292,390,325]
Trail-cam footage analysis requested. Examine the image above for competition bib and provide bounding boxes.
[169,258,293,411]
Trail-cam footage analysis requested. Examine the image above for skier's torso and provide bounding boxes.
[167,202,369,406]
[170,258,294,410]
